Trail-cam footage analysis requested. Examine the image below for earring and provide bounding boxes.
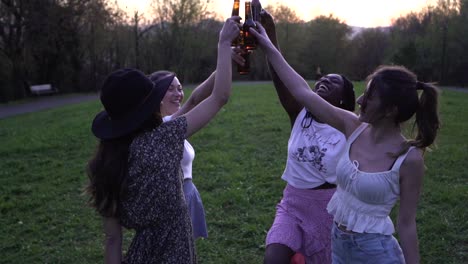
[340,100,343,105]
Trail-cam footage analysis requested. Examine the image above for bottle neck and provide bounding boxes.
[231,0,240,16]
[245,2,253,20]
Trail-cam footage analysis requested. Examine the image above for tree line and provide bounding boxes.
[1,0,467,102]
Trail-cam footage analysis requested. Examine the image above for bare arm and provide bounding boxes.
[173,71,216,118]
[174,46,247,119]
[249,23,359,136]
[262,11,302,126]
[183,17,239,138]
[398,149,424,264]
[103,217,122,264]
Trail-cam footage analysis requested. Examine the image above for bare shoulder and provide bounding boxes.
[404,148,424,167]
[400,148,425,182]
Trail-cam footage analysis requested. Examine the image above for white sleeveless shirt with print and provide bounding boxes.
[281,108,346,188]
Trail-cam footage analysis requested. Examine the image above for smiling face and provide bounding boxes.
[160,77,183,117]
[314,74,345,107]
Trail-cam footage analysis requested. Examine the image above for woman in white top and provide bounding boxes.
[232,11,355,264]
[149,70,212,239]
[250,23,440,263]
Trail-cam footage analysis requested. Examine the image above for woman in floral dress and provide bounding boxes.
[86,17,240,263]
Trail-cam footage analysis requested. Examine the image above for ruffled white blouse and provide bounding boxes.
[327,123,415,235]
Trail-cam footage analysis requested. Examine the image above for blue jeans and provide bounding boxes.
[331,223,405,264]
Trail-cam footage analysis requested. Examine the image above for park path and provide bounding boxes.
[0,94,98,119]
[0,84,466,120]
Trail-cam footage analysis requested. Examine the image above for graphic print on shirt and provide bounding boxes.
[292,126,341,173]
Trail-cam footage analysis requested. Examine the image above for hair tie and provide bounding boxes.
[416,81,425,90]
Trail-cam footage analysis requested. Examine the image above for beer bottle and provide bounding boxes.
[237,50,251,75]
[252,0,262,22]
[231,0,240,16]
[231,0,241,47]
[243,0,257,50]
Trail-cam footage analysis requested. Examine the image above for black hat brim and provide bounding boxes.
[91,74,175,140]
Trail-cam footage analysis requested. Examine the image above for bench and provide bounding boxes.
[30,84,58,96]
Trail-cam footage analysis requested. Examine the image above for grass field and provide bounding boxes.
[0,82,467,263]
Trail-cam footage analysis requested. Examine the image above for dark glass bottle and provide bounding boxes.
[243,0,257,50]
[231,0,241,47]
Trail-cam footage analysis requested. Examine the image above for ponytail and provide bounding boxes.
[409,82,440,150]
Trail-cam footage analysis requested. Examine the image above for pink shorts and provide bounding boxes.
[266,184,335,264]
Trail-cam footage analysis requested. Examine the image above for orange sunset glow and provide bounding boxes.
[118,0,438,27]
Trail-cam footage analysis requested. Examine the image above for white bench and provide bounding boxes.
[30,84,58,96]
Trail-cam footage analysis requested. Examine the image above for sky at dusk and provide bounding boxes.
[118,0,438,28]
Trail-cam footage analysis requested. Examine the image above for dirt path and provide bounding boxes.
[0,83,465,120]
[0,94,98,119]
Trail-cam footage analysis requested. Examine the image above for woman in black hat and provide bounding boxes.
[86,17,240,264]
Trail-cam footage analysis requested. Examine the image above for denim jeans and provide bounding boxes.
[331,223,405,264]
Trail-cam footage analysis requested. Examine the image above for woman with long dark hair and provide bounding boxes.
[86,17,240,264]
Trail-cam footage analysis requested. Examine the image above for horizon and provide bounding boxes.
[118,0,438,28]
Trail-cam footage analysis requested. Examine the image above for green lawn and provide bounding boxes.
[0,82,466,263]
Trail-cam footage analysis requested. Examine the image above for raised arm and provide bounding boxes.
[183,17,240,138]
[173,71,216,118]
[250,23,359,135]
[261,11,302,126]
[175,45,250,119]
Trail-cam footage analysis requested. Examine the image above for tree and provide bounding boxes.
[300,15,351,79]
[261,4,305,79]
[148,0,210,82]
[348,28,391,80]
[389,0,464,83]
[0,0,29,101]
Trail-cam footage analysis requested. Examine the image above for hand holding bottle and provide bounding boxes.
[220,16,242,46]
[259,10,277,43]
[231,46,251,75]
[231,46,247,66]
[248,22,275,52]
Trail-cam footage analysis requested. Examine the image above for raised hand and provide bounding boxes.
[260,10,277,39]
[231,46,248,66]
[248,22,275,51]
[219,16,242,45]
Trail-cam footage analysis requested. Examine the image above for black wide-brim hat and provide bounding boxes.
[92,68,175,140]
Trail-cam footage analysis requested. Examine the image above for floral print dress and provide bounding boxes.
[120,117,196,264]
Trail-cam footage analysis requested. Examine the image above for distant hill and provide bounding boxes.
[349,26,391,38]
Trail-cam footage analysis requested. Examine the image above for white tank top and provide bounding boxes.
[163,115,195,179]
[327,123,415,234]
[281,108,346,188]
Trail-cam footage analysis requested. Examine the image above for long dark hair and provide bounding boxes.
[339,74,356,112]
[367,65,440,151]
[85,114,162,217]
